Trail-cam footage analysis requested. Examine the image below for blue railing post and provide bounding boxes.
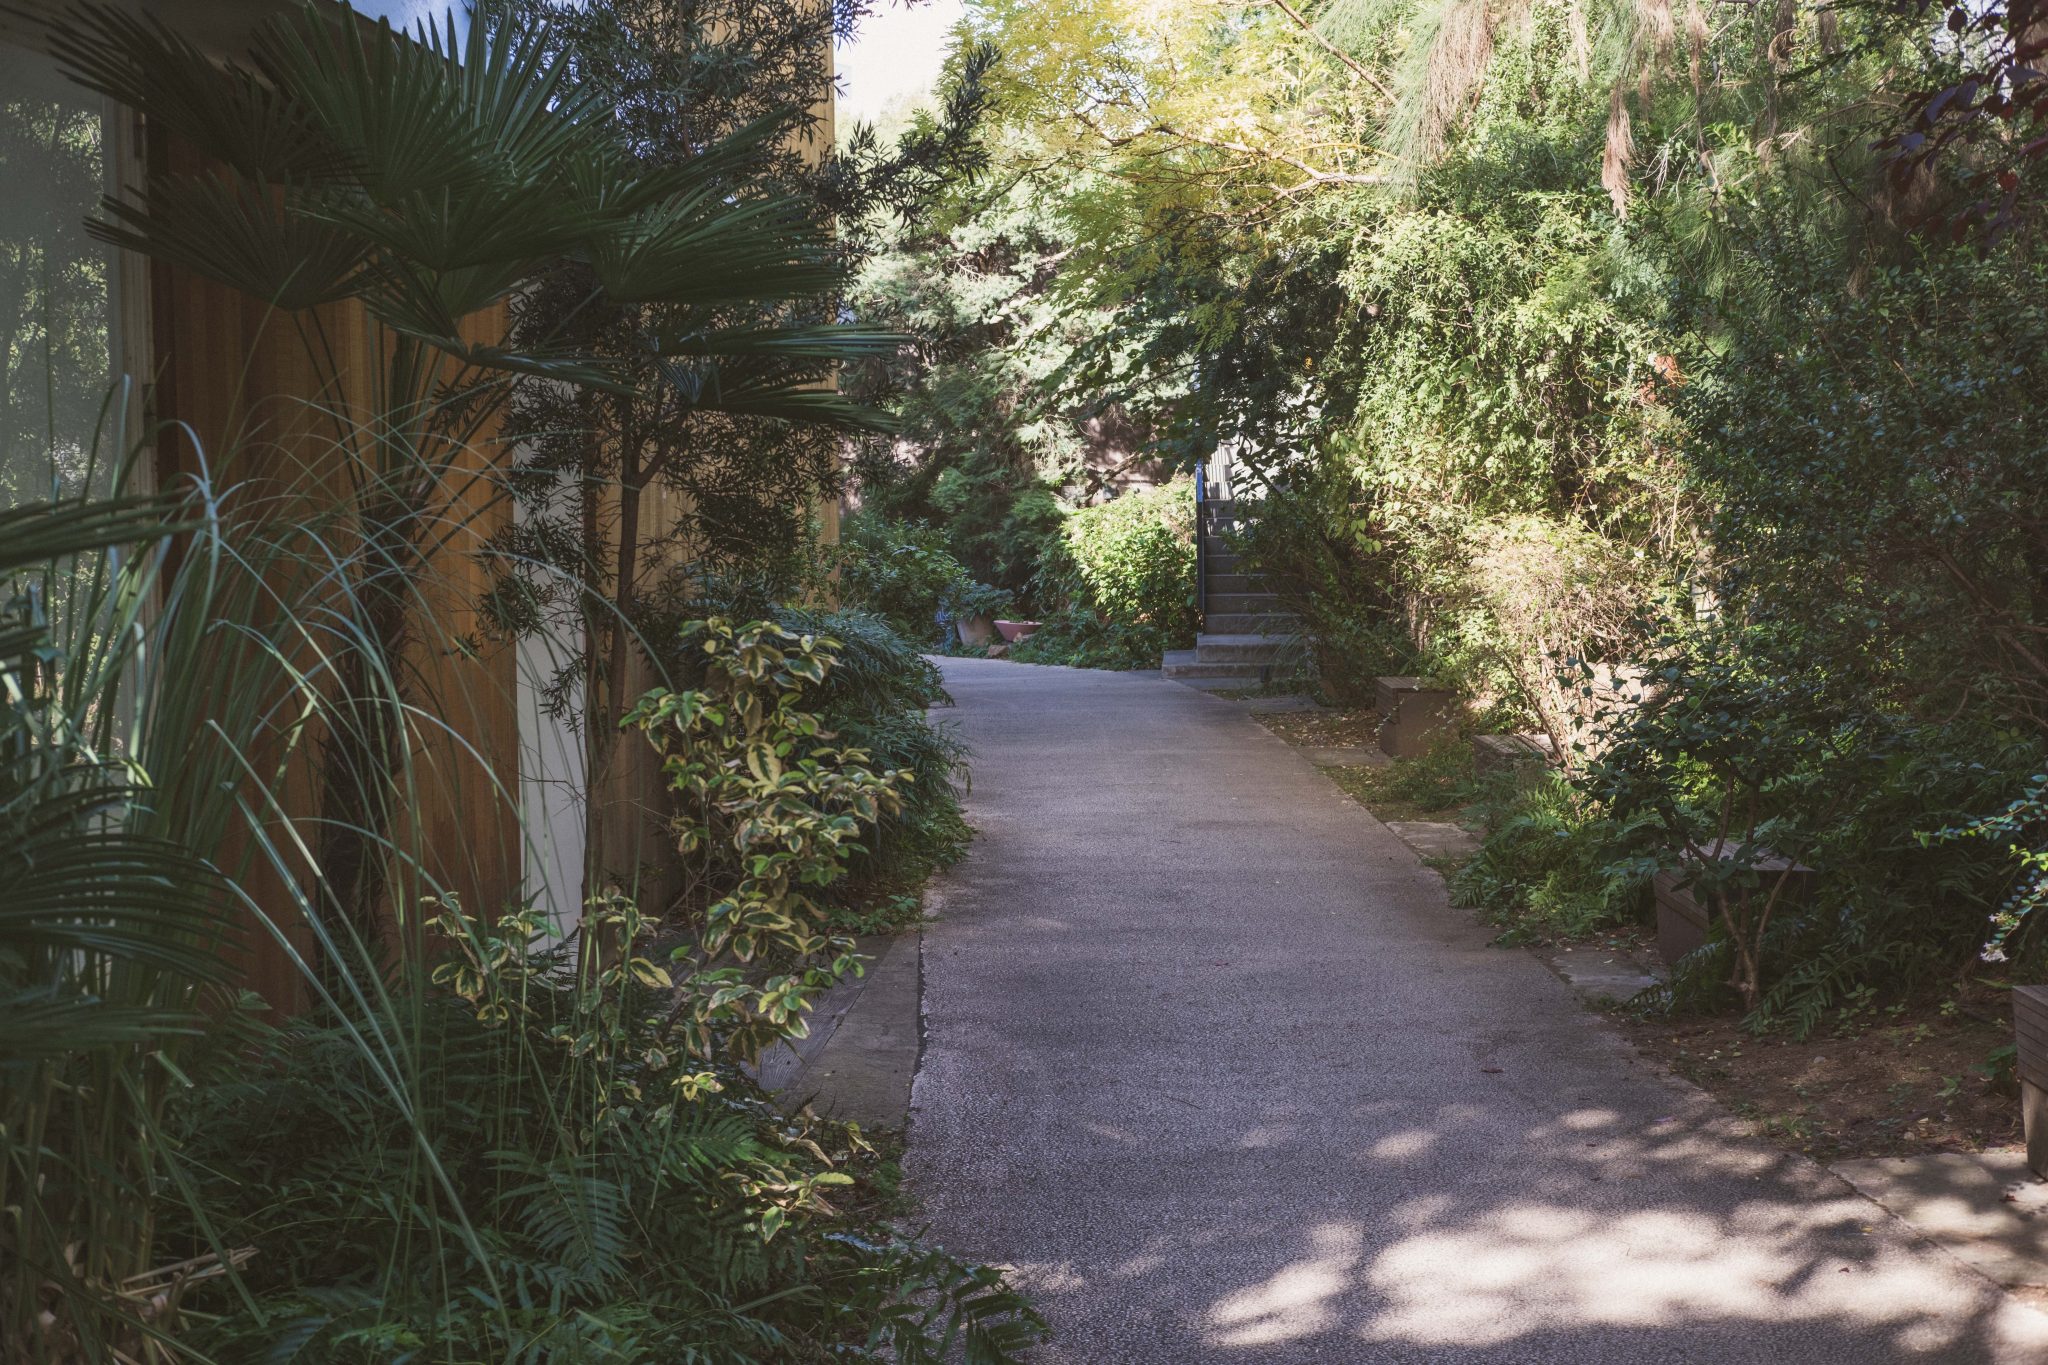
[1194,460,1208,626]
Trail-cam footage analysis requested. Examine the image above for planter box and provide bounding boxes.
[1653,872,1713,965]
[1375,677,1459,760]
[1652,845,1816,968]
[2015,986,2048,1178]
[956,615,995,648]
[1472,733,1554,775]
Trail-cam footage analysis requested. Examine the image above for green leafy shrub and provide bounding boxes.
[832,517,973,646]
[772,607,972,911]
[1235,466,1413,705]
[644,592,971,928]
[1451,770,1657,944]
[1687,245,2048,738]
[169,894,1041,1363]
[1584,618,2045,1022]
[162,623,1038,1360]
[1008,479,1198,669]
[627,619,911,1047]
[1940,773,2048,967]
[940,578,1014,625]
[1008,608,1169,671]
[1037,478,1195,643]
[1587,621,1871,1011]
[1737,728,2046,1034]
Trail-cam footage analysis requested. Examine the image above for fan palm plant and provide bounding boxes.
[0,435,315,1359]
[38,0,901,957]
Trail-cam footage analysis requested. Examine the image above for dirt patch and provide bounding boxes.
[1622,1003,2022,1162]
[1322,759,1475,825]
[1252,707,1379,749]
[1299,731,2027,1165]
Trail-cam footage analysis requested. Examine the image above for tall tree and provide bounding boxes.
[490,0,992,893]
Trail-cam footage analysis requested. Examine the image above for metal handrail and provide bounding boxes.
[1193,460,1208,627]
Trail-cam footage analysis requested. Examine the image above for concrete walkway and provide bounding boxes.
[907,659,2048,1364]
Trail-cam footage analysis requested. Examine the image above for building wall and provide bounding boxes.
[6,0,844,997]
[148,137,522,1012]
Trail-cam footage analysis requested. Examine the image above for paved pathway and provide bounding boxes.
[908,659,2048,1364]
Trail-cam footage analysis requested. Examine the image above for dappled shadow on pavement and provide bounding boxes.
[1000,1099,2048,1362]
[907,661,2048,1364]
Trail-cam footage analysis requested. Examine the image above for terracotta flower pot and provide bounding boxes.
[994,619,1041,643]
[956,615,996,647]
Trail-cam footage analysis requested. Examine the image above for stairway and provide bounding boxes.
[1160,502,1303,688]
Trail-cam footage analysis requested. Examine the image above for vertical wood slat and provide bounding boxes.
[149,137,519,1015]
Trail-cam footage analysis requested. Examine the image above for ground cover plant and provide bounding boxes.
[1450,768,1658,945]
[159,619,1029,1362]
[168,894,1036,1364]
[830,515,981,647]
[1,472,1033,1365]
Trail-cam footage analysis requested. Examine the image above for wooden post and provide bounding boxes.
[2015,986,2048,1178]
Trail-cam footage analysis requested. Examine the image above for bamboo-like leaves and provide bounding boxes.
[0,491,202,575]
[0,493,234,992]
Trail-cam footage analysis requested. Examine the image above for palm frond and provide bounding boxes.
[0,491,201,575]
[580,190,840,307]
[656,324,910,361]
[40,3,335,180]
[652,357,898,433]
[87,173,369,311]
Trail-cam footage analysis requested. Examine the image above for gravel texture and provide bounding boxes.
[908,658,2048,1363]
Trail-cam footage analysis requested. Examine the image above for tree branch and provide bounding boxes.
[1266,0,1396,103]
[1150,121,1393,187]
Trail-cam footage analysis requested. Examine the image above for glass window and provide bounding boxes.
[0,43,114,509]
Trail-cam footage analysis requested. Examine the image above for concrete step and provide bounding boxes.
[1166,671,1277,691]
[1206,553,1242,573]
[1208,591,1281,615]
[1161,651,1271,682]
[1204,612,1297,635]
[1206,572,1271,596]
[1196,632,1303,664]
[1201,499,1263,531]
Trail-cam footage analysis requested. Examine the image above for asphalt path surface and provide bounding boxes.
[907,658,2048,1364]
